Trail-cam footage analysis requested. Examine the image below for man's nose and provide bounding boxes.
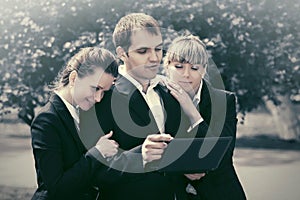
[149,50,159,62]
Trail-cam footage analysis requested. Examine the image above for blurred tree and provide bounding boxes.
[0,0,299,139]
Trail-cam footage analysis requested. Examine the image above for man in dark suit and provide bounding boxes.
[164,35,246,199]
[93,13,184,200]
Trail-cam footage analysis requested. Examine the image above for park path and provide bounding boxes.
[1,111,300,199]
[1,133,300,199]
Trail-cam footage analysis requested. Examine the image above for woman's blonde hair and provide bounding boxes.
[164,35,208,67]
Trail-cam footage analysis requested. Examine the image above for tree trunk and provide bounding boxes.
[265,95,300,141]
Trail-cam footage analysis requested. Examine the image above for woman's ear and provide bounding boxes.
[69,70,78,87]
[116,46,127,62]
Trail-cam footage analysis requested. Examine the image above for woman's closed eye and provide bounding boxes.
[174,64,183,69]
[191,65,200,71]
[95,87,101,92]
[91,86,102,92]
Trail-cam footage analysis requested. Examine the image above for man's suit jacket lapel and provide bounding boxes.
[50,94,86,152]
[155,85,182,136]
[114,75,159,134]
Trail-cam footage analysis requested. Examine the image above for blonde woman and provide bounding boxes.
[164,35,246,200]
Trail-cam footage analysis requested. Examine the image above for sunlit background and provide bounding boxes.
[0,0,299,199]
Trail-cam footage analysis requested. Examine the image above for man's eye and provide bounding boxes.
[191,66,199,71]
[155,47,162,52]
[136,49,147,54]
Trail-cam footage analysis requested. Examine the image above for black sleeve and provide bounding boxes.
[92,91,145,186]
[31,112,105,198]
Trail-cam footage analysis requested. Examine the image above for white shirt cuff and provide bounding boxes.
[187,118,204,133]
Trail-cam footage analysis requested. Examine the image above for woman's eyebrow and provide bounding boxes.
[91,85,103,89]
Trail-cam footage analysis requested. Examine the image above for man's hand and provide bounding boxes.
[142,133,173,165]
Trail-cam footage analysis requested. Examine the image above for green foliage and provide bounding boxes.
[0,0,299,124]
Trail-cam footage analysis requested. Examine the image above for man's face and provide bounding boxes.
[123,29,163,84]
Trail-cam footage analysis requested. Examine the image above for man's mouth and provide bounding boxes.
[146,64,159,69]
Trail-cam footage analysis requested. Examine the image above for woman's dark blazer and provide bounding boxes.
[177,81,246,200]
[31,94,104,200]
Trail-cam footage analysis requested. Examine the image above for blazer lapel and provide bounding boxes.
[155,84,183,136]
[50,94,86,152]
[199,81,212,120]
[114,75,159,134]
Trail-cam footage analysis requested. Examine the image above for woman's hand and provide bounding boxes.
[165,79,202,125]
[96,131,119,158]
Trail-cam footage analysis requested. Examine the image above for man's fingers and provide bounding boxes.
[143,148,165,156]
[144,154,162,162]
[144,141,167,149]
[147,134,173,142]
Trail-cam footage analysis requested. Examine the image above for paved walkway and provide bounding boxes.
[1,119,300,199]
[0,134,36,188]
[234,148,300,200]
